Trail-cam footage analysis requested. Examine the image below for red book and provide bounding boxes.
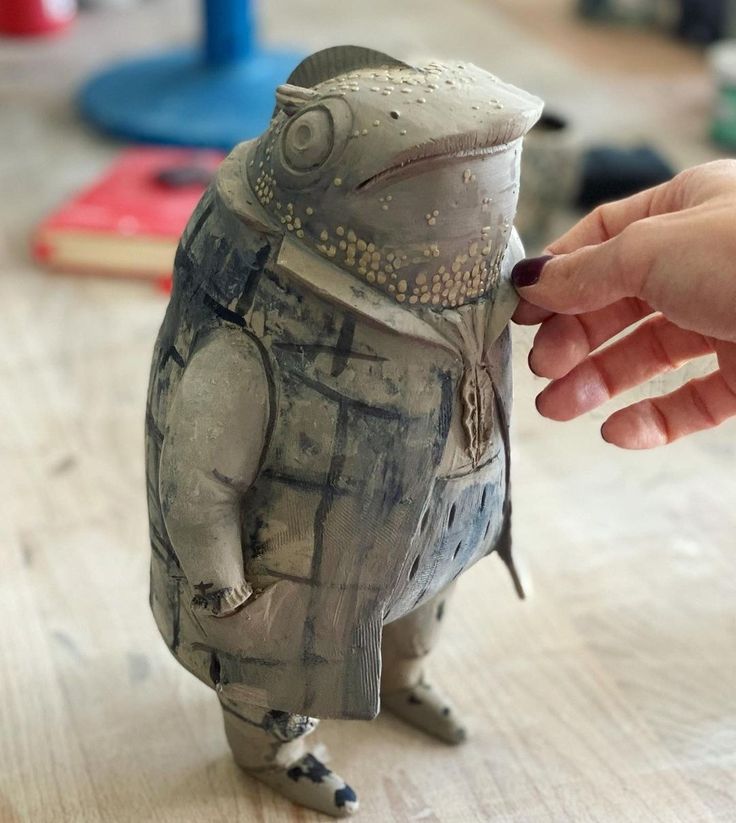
[0,0,76,36]
[33,147,226,287]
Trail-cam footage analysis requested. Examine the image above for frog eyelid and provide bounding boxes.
[275,84,319,117]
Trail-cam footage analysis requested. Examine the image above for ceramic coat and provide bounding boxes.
[145,46,542,818]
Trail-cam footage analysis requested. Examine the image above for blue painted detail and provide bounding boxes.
[335,785,357,808]
[287,753,332,783]
[78,46,301,148]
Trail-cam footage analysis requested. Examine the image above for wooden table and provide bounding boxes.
[1,2,734,820]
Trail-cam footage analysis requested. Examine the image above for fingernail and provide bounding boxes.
[527,347,540,376]
[511,255,553,288]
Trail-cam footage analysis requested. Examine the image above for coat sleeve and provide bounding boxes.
[158,328,270,616]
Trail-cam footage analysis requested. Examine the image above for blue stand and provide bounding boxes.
[78,0,301,149]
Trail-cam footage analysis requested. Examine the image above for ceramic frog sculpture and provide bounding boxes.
[145,46,542,818]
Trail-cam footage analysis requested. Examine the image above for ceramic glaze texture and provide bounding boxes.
[248,60,538,309]
[145,45,542,818]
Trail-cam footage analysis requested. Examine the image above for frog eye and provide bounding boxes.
[282,107,334,171]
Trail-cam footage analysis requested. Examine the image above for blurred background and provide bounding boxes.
[6,0,736,263]
[2,2,735,822]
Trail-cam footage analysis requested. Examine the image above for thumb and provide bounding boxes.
[511,228,653,315]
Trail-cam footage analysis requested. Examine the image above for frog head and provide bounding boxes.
[247,46,542,310]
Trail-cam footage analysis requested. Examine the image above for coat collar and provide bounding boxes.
[218,140,521,360]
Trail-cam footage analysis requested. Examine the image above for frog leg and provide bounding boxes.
[380,583,467,745]
[219,696,358,818]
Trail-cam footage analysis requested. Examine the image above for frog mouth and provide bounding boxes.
[357,125,525,191]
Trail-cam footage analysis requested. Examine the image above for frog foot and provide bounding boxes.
[382,678,467,745]
[247,753,359,818]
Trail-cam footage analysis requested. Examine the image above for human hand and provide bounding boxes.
[511,160,736,449]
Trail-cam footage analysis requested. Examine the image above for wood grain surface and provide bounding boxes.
[1,2,734,821]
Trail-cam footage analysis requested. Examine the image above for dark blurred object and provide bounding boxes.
[576,145,675,209]
[677,0,728,43]
[517,110,676,247]
[517,111,583,250]
[578,0,610,18]
[155,164,216,189]
[0,0,76,36]
[577,0,662,24]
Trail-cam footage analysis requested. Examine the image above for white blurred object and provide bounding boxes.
[45,0,76,17]
[708,39,736,148]
[709,38,736,83]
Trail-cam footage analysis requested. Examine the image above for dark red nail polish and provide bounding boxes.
[511,255,552,289]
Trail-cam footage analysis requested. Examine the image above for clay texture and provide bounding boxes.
[145,46,542,817]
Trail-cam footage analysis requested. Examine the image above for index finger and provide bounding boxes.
[512,297,554,326]
[547,178,677,255]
